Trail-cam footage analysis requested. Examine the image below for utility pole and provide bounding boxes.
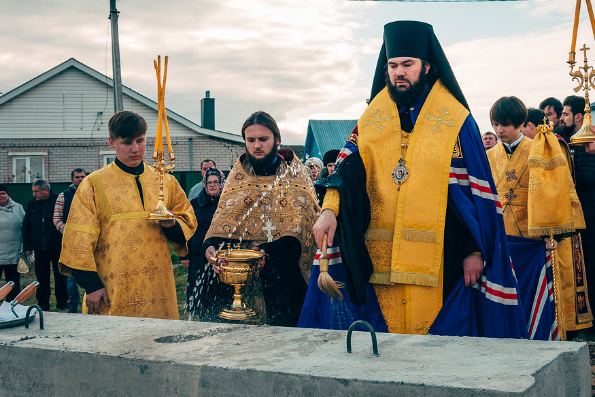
[110,0,124,112]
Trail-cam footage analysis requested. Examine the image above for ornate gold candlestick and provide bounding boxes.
[568,0,595,145]
[148,55,175,220]
[213,244,263,322]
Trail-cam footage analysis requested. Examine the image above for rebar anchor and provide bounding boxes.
[24,305,43,330]
[346,320,379,356]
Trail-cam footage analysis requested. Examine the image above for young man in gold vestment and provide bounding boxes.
[486,97,592,338]
[59,111,197,319]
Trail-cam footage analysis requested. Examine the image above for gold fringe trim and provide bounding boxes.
[527,156,567,170]
[391,271,439,287]
[369,272,391,285]
[401,228,436,243]
[365,229,394,242]
[527,223,576,238]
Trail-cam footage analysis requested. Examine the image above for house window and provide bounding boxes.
[102,152,117,166]
[12,156,44,183]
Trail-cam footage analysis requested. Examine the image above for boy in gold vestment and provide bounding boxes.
[59,111,197,319]
[487,97,592,338]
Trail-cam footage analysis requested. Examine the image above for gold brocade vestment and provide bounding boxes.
[487,139,592,331]
[324,81,468,334]
[204,154,319,281]
[59,162,197,319]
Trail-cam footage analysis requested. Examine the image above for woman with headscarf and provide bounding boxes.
[304,157,323,180]
[182,167,233,321]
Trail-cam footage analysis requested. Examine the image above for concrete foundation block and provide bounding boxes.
[0,313,590,396]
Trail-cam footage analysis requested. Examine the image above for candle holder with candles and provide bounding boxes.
[568,0,595,145]
[148,55,176,220]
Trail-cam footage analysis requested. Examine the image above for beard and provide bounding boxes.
[246,144,279,170]
[561,123,576,139]
[386,68,430,107]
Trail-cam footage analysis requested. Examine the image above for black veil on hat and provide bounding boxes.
[370,20,469,110]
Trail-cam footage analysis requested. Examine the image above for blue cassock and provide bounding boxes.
[299,114,531,339]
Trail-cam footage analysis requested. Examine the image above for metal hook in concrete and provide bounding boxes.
[346,320,378,356]
[25,305,43,330]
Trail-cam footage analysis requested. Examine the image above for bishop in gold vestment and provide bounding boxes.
[308,22,530,338]
[59,160,196,319]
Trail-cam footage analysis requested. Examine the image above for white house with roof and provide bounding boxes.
[0,58,245,184]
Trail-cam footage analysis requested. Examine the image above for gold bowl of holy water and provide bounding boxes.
[213,248,263,321]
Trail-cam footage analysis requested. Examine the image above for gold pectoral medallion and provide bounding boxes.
[392,158,409,185]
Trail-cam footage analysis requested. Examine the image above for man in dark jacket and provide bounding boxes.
[22,179,67,311]
[53,168,86,313]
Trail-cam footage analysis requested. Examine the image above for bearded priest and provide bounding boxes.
[203,111,319,327]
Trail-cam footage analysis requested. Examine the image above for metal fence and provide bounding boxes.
[6,171,205,209]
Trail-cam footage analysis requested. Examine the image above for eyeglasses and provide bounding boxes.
[206,181,220,185]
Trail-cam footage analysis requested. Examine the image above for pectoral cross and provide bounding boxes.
[262,219,276,243]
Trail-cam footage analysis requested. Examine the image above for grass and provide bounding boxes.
[174,264,189,318]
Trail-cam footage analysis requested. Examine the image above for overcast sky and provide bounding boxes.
[0,0,588,144]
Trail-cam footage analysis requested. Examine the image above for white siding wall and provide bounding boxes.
[0,68,202,139]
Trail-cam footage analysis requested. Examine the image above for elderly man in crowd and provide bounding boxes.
[22,179,68,311]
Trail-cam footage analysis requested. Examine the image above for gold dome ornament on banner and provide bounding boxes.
[148,55,176,220]
[568,0,595,145]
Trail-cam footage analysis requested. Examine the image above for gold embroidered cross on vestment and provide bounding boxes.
[506,170,517,182]
[425,106,455,134]
[504,188,517,202]
[528,175,541,193]
[364,109,395,133]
